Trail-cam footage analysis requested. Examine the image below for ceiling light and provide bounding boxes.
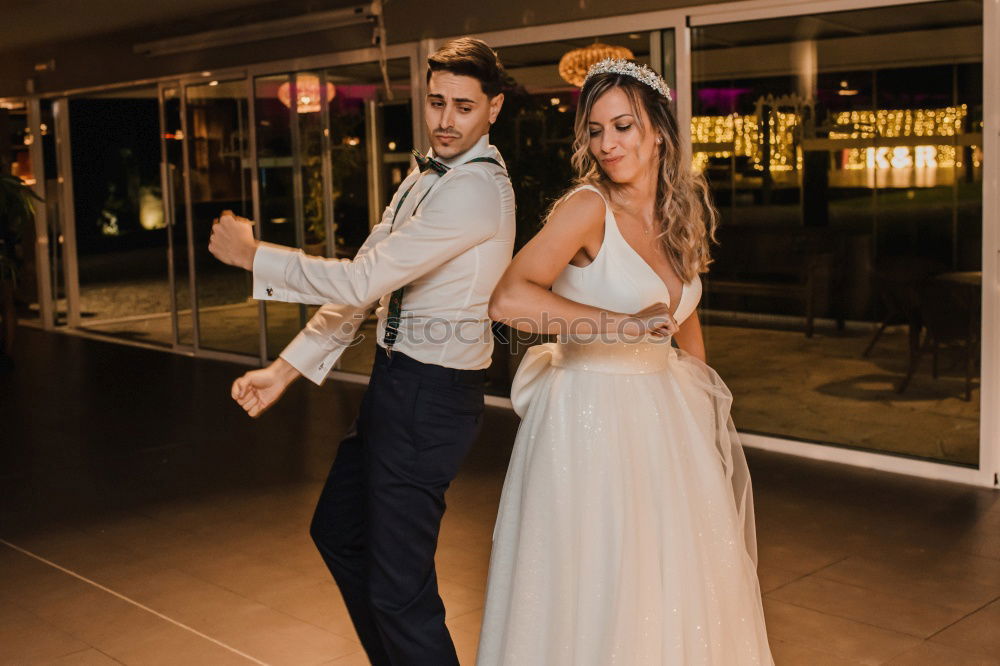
[559,43,635,87]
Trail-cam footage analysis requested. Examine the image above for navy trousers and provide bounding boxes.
[310,346,486,665]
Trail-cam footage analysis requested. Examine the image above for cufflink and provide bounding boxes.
[266,287,273,296]
[318,362,325,370]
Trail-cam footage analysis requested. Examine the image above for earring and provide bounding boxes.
[656,137,663,144]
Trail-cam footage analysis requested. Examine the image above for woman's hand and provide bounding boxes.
[621,302,678,339]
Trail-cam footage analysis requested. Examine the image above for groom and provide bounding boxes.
[208,38,514,665]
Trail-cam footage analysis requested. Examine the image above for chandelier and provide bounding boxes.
[278,74,336,114]
[558,43,635,87]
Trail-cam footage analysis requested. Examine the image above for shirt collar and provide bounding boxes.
[429,133,493,168]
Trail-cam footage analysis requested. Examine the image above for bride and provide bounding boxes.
[478,59,773,665]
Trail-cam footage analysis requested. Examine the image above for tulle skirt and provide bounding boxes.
[477,338,773,665]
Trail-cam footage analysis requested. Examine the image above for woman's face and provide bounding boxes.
[587,86,659,186]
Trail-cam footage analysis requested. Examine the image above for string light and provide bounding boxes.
[690,105,975,176]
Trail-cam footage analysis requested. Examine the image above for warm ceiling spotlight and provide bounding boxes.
[558,42,635,87]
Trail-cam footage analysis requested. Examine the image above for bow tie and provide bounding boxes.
[413,149,450,175]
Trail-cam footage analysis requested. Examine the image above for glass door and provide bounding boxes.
[182,77,257,357]
[323,59,413,375]
[254,70,329,358]
[64,85,175,347]
[251,59,413,367]
[50,61,415,365]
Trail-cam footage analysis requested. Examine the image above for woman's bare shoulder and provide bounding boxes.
[547,186,606,232]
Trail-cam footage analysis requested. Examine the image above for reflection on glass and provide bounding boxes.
[692,0,983,464]
[256,72,315,357]
[185,79,257,356]
[256,59,413,368]
[326,60,413,256]
[67,87,175,347]
[163,86,190,347]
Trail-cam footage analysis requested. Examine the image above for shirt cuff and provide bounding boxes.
[279,329,349,386]
[252,242,294,301]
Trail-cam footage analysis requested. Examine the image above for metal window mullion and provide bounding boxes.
[952,62,960,270]
[320,70,335,258]
[289,74,307,330]
[290,74,305,249]
[158,84,181,348]
[248,76,268,366]
[870,69,879,268]
[365,98,383,230]
[675,19,693,172]
[179,85,201,352]
[413,40,434,155]
[980,0,1000,486]
[26,97,54,329]
[52,97,81,328]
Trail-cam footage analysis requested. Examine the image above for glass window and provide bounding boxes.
[255,70,328,358]
[185,78,257,356]
[67,86,176,347]
[691,0,984,465]
[254,59,413,369]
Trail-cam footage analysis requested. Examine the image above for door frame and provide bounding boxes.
[158,81,183,350]
[25,98,55,329]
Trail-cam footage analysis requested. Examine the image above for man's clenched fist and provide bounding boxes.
[209,209,258,270]
[231,358,302,418]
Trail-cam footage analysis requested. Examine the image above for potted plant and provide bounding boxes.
[0,173,42,366]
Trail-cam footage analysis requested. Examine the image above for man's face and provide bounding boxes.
[424,70,504,159]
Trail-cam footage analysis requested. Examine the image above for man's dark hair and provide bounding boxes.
[427,37,506,98]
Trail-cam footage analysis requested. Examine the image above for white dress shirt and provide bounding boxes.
[253,134,516,384]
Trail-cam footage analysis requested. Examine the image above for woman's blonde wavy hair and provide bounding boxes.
[552,71,718,282]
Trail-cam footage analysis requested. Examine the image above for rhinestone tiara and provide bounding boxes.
[583,58,672,102]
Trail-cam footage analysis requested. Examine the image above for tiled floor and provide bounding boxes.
[2,328,998,665]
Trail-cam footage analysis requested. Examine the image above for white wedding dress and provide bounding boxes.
[477,185,773,665]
